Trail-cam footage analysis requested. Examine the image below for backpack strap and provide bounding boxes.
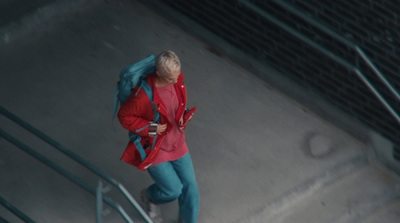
[129,80,160,162]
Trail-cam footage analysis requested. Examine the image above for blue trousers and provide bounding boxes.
[146,153,199,223]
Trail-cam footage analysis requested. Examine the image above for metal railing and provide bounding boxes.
[0,196,35,223]
[0,105,153,223]
[238,0,400,124]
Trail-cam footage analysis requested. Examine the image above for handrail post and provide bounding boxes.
[96,181,104,223]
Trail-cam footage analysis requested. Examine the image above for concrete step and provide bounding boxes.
[264,165,399,223]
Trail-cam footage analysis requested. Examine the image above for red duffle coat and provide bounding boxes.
[117,73,191,170]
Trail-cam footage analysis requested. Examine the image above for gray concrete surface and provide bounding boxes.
[0,0,399,223]
[0,0,55,27]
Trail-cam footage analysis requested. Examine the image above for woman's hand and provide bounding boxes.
[157,124,167,134]
[179,116,184,125]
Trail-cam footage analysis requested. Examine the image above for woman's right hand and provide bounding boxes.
[157,124,167,134]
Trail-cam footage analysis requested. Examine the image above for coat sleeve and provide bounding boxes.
[117,89,155,137]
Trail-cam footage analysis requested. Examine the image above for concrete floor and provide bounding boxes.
[0,0,399,222]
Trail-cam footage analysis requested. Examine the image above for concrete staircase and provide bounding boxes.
[1,1,400,223]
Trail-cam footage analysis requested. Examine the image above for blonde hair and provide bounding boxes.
[155,50,181,75]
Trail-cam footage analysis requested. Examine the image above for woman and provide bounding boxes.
[118,51,199,223]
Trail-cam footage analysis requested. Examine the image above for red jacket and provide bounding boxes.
[118,73,192,170]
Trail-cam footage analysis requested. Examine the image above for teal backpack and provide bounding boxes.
[114,54,156,115]
[114,54,160,161]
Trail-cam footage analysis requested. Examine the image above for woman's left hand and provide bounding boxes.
[179,116,183,125]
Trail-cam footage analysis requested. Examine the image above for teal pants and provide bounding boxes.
[147,153,199,223]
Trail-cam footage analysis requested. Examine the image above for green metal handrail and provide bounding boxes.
[238,0,400,124]
[270,0,400,103]
[0,195,36,223]
[0,105,153,223]
[0,128,133,223]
